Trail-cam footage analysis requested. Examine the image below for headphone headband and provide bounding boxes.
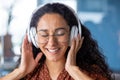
[28,3,82,48]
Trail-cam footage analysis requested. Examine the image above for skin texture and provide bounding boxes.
[37,13,69,62]
[36,13,70,79]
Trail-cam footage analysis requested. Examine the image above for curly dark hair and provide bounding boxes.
[28,3,112,80]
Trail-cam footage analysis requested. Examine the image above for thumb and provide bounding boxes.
[35,52,43,63]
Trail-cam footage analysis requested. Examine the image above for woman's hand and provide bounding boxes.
[65,34,84,70]
[18,35,43,77]
[65,35,92,80]
[0,35,43,80]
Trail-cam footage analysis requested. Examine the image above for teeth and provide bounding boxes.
[48,48,58,53]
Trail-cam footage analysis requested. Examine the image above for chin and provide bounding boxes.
[47,55,65,62]
[47,56,61,62]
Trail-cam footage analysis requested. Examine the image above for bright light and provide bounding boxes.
[0,0,37,55]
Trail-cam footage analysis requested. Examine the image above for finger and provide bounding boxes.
[35,52,43,63]
[21,35,33,58]
[67,38,76,65]
[22,35,29,51]
[21,35,27,57]
[28,42,33,56]
[22,35,26,49]
[25,34,29,44]
[78,37,84,50]
[69,37,76,54]
[75,34,81,53]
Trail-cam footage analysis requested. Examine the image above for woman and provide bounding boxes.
[0,3,112,80]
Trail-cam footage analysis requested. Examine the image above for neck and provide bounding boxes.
[45,58,66,80]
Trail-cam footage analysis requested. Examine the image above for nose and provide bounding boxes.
[47,35,58,46]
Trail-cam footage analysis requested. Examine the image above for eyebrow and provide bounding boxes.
[37,27,67,32]
[37,29,47,32]
[55,28,67,31]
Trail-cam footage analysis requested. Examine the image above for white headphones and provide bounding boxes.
[27,3,82,48]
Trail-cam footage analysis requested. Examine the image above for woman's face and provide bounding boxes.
[36,13,69,61]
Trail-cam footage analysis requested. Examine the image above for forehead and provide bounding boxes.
[37,13,69,30]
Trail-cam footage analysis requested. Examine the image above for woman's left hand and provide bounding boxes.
[65,34,88,80]
[65,35,93,80]
[65,34,84,70]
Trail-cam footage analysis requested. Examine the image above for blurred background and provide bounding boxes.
[0,0,120,79]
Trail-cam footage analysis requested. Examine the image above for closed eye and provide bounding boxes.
[37,31,48,37]
[40,34,48,37]
[55,29,66,36]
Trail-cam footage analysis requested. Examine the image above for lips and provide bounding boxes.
[47,48,60,54]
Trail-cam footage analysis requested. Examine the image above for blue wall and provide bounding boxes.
[78,0,120,71]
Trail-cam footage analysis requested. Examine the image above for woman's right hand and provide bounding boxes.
[0,35,43,80]
[18,35,43,77]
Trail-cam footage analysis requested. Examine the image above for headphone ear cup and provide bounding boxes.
[27,27,31,43]
[28,27,39,48]
[70,26,78,41]
[74,26,78,38]
[70,26,75,43]
[69,26,78,46]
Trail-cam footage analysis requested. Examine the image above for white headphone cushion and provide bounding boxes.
[29,27,39,48]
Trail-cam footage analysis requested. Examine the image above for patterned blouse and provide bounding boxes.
[21,63,109,80]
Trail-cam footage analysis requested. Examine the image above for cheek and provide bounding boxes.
[38,44,45,52]
[61,42,69,52]
[63,42,69,47]
[38,42,68,51]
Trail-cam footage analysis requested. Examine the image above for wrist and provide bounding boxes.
[14,68,26,79]
[0,68,24,80]
[65,65,79,72]
[66,66,92,80]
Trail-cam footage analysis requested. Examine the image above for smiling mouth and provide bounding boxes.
[47,48,60,53]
